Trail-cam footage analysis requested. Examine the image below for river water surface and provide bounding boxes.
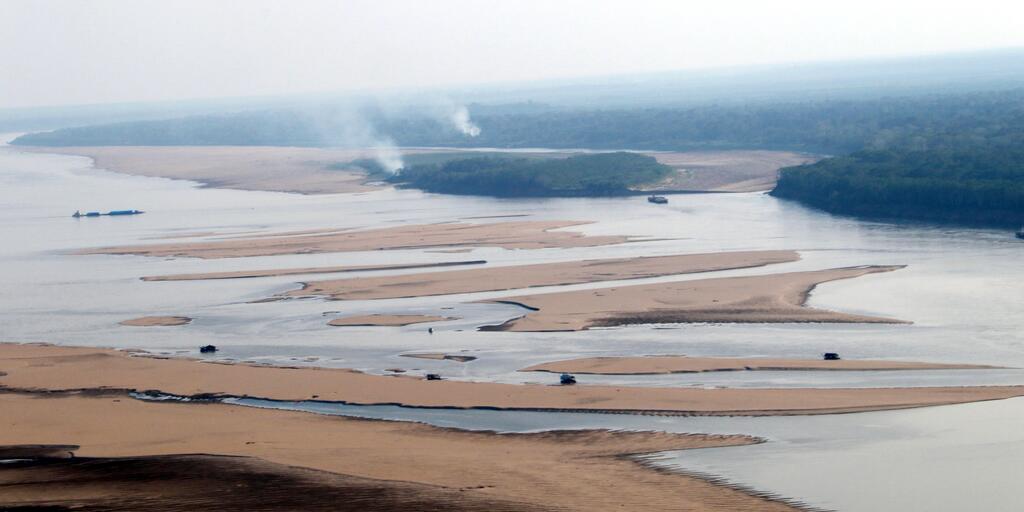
[2,137,1022,510]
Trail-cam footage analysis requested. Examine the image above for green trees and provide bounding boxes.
[391,152,671,197]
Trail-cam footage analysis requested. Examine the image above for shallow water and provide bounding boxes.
[228,396,1024,512]
[4,136,1024,510]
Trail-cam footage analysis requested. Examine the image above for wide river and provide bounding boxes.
[2,136,1023,511]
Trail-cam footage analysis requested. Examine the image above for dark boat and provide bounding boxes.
[647,195,668,204]
[560,373,577,385]
[199,345,218,354]
[823,352,841,361]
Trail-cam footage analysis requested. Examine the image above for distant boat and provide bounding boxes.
[73,209,144,218]
[1017,226,1024,239]
[647,195,668,204]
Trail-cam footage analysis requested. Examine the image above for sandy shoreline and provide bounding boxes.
[3,344,1020,416]
[402,352,478,362]
[328,314,453,327]
[80,220,628,258]
[118,316,192,327]
[142,259,486,281]
[288,250,799,301]
[483,265,906,331]
[522,356,1000,375]
[0,392,790,511]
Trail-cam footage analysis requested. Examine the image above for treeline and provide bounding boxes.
[391,152,671,197]
[14,89,1024,155]
[772,141,1024,226]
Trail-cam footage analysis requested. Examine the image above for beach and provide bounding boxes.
[80,220,630,258]
[288,250,799,301]
[484,266,907,331]
[3,344,1019,416]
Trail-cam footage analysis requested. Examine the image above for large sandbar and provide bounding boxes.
[483,266,906,331]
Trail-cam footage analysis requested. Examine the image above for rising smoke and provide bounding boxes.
[449,104,481,137]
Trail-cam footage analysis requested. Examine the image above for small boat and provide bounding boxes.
[199,345,218,354]
[1016,226,1024,239]
[647,195,668,204]
[73,209,144,218]
[425,373,443,381]
[823,352,841,361]
[560,373,577,385]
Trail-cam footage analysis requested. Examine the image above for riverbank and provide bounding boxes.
[522,356,1001,375]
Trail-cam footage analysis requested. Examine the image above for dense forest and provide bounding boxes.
[12,87,1024,226]
[14,89,1024,155]
[390,152,671,197]
[773,142,1024,226]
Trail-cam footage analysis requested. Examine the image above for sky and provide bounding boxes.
[4,0,1024,109]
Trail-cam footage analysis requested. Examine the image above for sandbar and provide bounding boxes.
[287,250,799,301]
[483,266,906,331]
[20,146,394,194]
[0,391,790,512]
[3,344,1020,416]
[328,314,453,327]
[522,356,1000,375]
[645,150,819,193]
[118,316,192,327]
[79,220,627,258]
[142,259,486,281]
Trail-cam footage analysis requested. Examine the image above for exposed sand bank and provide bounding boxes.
[646,150,819,193]
[288,250,799,301]
[80,220,627,258]
[522,356,1000,375]
[0,392,790,512]
[118,316,192,327]
[3,344,1020,416]
[21,146,393,194]
[142,260,486,281]
[483,266,906,332]
[328,314,453,327]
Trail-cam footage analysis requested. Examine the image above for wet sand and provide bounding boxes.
[328,314,452,327]
[287,250,799,301]
[21,146,392,194]
[0,393,787,512]
[118,316,192,327]
[142,260,486,281]
[80,220,628,258]
[3,344,1021,416]
[522,356,1000,375]
[646,150,818,193]
[484,266,907,332]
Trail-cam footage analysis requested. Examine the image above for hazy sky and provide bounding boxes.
[4,0,1024,109]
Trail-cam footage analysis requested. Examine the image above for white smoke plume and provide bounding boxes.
[449,104,481,137]
[371,138,404,174]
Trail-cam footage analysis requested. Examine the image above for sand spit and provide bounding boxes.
[483,265,906,332]
[20,146,400,194]
[401,353,478,363]
[522,356,1000,375]
[328,314,453,327]
[118,316,192,327]
[142,260,487,282]
[646,150,819,193]
[3,344,1021,417]
[0,393,795,512]
[288,250,800,301]
[79,220,627,259]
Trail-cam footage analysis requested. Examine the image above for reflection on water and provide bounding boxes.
[230,396,1024,512]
